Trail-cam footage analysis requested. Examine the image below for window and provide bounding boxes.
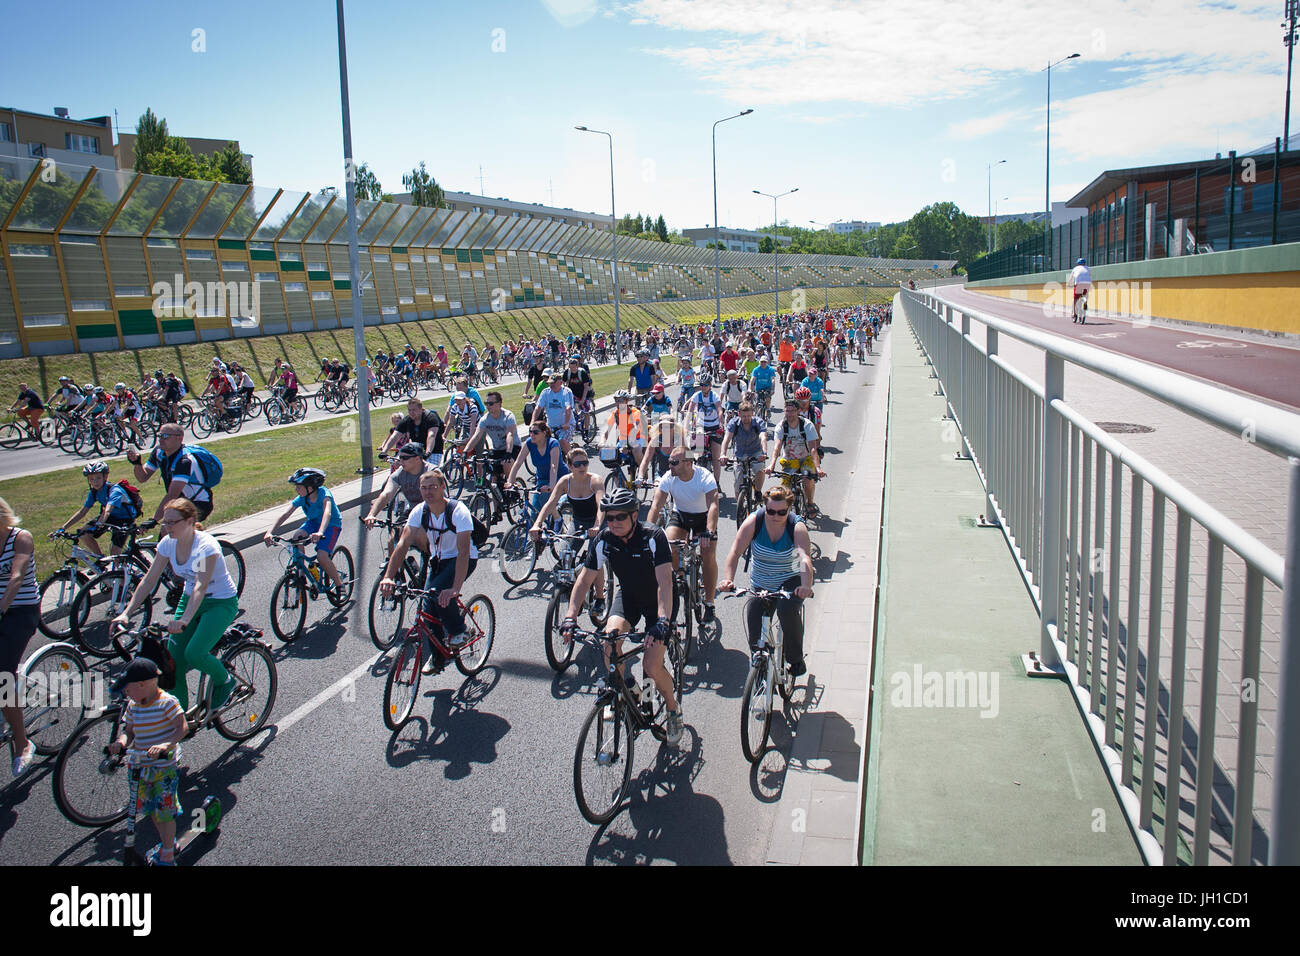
[11,244,53,257]
[381,305,397,315]
[65,133,100,154]
[185,248,215,260]
[23,313,67,328]
[308,261,327,272]
[332,272,349,281]
[59,234,96,245]
[394,262,408,271]
[414,286,429,295]
[221,260,248,271]
[372,253,389,263]
[114,285,149,297]
[71,300,108,312]
[146,237,178,248]
[473,206,481,213]
[0,122,12,142]
[312,291,332,301]
[278,251,302,262]
[398,296,414,304]
[284,282,307,292]
[249,241,274,252]
[28,143,46,158]
[255,272,277,282]
[411,254,424,264]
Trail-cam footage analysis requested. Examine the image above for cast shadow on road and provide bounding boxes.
[266,604,354,662]
[385,666,509,780]
[584,725,733,866]
[47,728,274,866]
[747,678,823,804]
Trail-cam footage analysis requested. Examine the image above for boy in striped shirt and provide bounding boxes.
[108,658,188,866]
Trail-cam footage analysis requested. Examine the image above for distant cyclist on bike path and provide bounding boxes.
[1068,258,1091,323]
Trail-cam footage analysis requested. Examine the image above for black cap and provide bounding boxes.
[398,442,424,459]
[113,657,161,691]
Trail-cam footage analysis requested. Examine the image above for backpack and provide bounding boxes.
[169,444,222,488]
[138,631,177,691]
[752,506,798,542]
[115,479,144,518]
[421,500,489,550]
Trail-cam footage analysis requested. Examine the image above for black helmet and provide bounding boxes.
[601,487,638,513]
[288,467,326,490]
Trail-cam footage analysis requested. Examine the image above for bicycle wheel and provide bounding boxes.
[368,576,406,651]
[269,575,307,643]
[776,613,797,701]
[265,400,284,426]
[53,709,129,827]
[735,484,755,530]
[499,521,538,584]
[214,641,277,740]
[544,590,576,672]
[37,417,58,447]
[573,696,634,825]
[93,424,122,457]
[38,567,91,640]
[468,491,493,530]
[175,404,195,429]
[680,568,697,664]
[0,423,23,450]
[70,568,152,659]
[190,410,213,439]
[326,545,354,607]
[455,594,495,675]
[243,394,263,418]
[218,539,246,597]
[442,455,465,497]
[23,643,89,755]
[740,660,773,763]
[383,637,422,730]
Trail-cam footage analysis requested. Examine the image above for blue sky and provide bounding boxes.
[2,0,1290,230]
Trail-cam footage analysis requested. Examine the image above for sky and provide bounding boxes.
[2,0,1292,231]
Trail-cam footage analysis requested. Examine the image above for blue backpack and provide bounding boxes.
[172,444,223,488]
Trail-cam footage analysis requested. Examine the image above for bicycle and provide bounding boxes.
[266,533,355,643]
[669,531,714,663]
[52,622,276,827]
[723,587,809,762]
[538,526,614,672]
[725,456,767,529]
[1,641,91,764]
[263,386,307,425]
[498,481,558,585]
[381,586,495,731]
[364,506,428,652]
[1072,290,1088,324]
[39,527,112,640]
[771,468,823,521]
[461,453,526,529]
[189,396,243,438]
[570,624,686,824]
[0,412,57,449]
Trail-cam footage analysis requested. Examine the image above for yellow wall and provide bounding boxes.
[973,272,1300,335]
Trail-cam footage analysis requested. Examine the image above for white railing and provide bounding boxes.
[901,288,1300,866]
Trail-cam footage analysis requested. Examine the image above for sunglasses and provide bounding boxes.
[570,460,589,467]
[668,458,684,466]
[765,507,789,517]
[529,429,542,435]
[485,400,499,406]
[606,511,634,522]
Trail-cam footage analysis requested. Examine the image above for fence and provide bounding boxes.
[900,288,1300,865]
[968,143,1300,281]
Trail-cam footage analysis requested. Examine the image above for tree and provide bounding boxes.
[212,141,252,185]
[995,217,1041,251]
[402,161,445,208]
[655,214,668,241]
[354,163,382,201]
[133,108,169,173]
[758,236,775,254]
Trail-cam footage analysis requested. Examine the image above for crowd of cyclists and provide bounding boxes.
[1,299,890,857]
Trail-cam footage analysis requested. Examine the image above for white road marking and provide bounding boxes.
[1081,332,1123,340]
[254,654,380,741]
[1177,340,1248,349]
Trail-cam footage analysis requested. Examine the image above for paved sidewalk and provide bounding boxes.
[860,321,1141,865]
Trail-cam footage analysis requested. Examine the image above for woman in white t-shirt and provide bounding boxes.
[114,498,239,714]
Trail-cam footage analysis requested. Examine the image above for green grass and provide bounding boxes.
[0,286,894,399]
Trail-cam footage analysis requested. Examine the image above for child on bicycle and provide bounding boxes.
[262,468,345,598]
[107,657,187,866]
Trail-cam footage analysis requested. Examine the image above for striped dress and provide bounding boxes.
[0,528,39,607]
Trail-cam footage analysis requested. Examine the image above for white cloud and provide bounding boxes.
[948,108,1029,140]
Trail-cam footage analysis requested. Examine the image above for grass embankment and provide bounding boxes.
[0,286,892,399]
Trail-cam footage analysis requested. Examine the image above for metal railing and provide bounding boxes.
[900,288,1300,865]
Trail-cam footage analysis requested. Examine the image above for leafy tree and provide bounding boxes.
[758,236,775,254]
[212,141,252,185]
[655,214,668,241]
[402,161,445,208]
[133,108,169,173]
[354,163,382,201]
[379,192,395,203]
[995,217,1041,251]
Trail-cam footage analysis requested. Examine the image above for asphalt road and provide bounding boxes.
[0,330,888,866]
[941,286,1300,411]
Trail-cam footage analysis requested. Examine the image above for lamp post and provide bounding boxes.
[1044,53,1081,262]
[712,109,753,337]
[335,0,372,473]
[809,220,834,309]
[993,196,1009,250]
[753,187,797,318]
[1285,0,1298,150]
[575,125,622,362]
[986,159,1006,253]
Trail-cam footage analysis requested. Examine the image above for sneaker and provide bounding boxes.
[147,844,176,866]
[447,632,469,648]
[11,741,35,778]
[210,676,235,712]
[589,597,606,621]
[665,710,684,748]
[421,654,447,676]
[701,603,715,624]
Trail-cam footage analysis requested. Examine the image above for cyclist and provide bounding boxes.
[530,447,608,619]
[232,364,255,410]
[776,332,795,382]
[112,496,239,716]
[560,487,681,747]
[460,341,479,380]
[795,386,824,445]
[365,442,429,530]
[718,340,740,377]
[443,390,482,449]
[382,398,446,467]
[507,421,568,521]
[800,365,827,419]
[627,348,657,401]
[128,425,219,522]
[646,446,720,624]
[565,355,594,434]
[720,402,770,501]
[51,460,141,557]
[600,390,645,475]
[46,377,83,415]
[532,371,575,458]
[462,392,518,516]
[381,469,479,675]
[675,353,697,414]
[9,383,43,436]
[1,496,40,777]
[768,397,824,516]
[263,468,346,598]
[1069,257,1091,323]
[748,354,777,416]
[109,382,144,446]
[719,368,747,420]
[682,376,724,486]
[642,382,674,422]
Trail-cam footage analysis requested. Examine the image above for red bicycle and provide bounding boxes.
[382,585,496,730]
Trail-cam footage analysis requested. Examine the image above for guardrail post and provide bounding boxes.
[936,305,949,398]
[956,311,971,460]
[1271,457,1300,865]
[1026,350,1066,676]
[978,326,999,527]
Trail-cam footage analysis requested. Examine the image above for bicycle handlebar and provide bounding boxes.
[720,586,811,601]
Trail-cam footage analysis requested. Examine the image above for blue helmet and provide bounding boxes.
[1076,258,1086,266]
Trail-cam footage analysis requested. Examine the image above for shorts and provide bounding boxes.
[668,510,709,535]
[303,524,341,556]
[1073,289,1088,300]
[552,426,572,443]
[425,452,443,469]
[0,605,38,677]
[135,765,183,821]
[89,521,133,550]
[779,455,817,476]
[189,498,214,522]
[700,425,724,445]
[609,590,659,632]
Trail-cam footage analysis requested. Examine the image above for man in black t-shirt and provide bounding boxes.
[562,488,683,747]
[11,383,44,433]
[388,398,446,467]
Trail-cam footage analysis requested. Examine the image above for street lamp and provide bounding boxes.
[712,109,753,337]
[575,126,622,362]
[1285,0,1298,150]
[993,195,1009,250]
[809,220,834,309]
[753,187,797,318]
[1044,53,1081,259]
[986,159,1006,253]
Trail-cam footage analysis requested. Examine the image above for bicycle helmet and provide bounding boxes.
[93,386,106,395]
[613,389,631,402]
[59,375,71,383]
[83,460,109,476]
[795,386,812,400]
[1076,258,1086,266]
[82,383,94,392]
[636,347,650,357]
[287,467,327,490]
[601,487,638,512]
[698,375,713,388]
[114,382,126,391]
